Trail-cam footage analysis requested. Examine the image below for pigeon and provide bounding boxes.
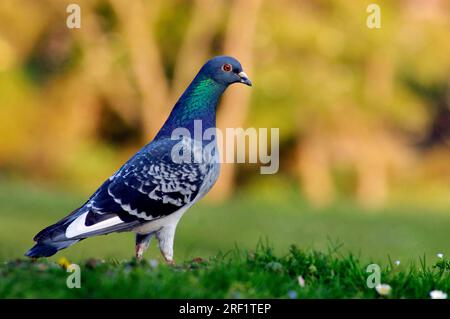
[25,56,252,264]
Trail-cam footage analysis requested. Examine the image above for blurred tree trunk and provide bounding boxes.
[171,0,225,103]
[296,132,335,206]
[30,6,106,176]
[296,110,411,208]
[111,0,170,141]
[208,0,262,201]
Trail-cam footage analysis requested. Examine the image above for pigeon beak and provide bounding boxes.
[238,71,252,86]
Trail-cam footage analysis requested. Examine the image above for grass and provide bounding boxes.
[1,244,450,298]
[1,180,450,264]
[1,179,450,298]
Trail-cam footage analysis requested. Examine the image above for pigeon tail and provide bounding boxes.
[25,240,79,258]
[25,206,85,258]
[33,206,84,242]
[25,205,133,258]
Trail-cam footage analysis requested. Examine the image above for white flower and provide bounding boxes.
[394,260,400,266]
[437,253,444,259]
[297,276,305,287]
[149,259,159,268]
[375,284,392,296]
[430,290,447,299]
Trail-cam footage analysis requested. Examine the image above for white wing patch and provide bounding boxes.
[65,212,123,238]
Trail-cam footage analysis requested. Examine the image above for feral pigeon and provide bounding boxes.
[25,56,252,263]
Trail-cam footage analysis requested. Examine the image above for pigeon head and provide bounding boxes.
[201,56,252,87]
[155,56,251,138]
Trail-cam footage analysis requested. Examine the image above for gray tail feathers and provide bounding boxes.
[25,240,79,258]
[25,206,84,258]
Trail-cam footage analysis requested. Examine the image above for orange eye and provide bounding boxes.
[222,63,232,72]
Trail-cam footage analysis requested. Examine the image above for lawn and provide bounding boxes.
[0,180,449,264]
[0,180,450,298]
[1,245,450,298]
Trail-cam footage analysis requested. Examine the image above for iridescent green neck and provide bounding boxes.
[156,75,226,138]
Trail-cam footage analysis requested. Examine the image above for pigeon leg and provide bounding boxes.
[156,226,176,265]
[135,233,154,261]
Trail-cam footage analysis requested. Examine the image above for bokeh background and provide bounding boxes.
[0,0,449,263]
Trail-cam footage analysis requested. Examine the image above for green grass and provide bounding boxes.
[1,180,450,264]
[1,244,450,298]
[1,180,450,298]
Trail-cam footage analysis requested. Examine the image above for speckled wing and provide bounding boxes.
[82,138,210,230]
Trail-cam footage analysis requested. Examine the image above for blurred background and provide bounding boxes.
[0,0,449,263]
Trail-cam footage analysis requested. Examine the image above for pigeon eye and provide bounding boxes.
[222,63,232,72]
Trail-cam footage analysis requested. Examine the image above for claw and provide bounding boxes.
[135,233,153,262]
[165,259,175,266]
[135,244,145,262]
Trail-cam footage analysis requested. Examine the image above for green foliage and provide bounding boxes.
[1,244,449,298]
[0,1,449,203]
[0,181,449,298]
